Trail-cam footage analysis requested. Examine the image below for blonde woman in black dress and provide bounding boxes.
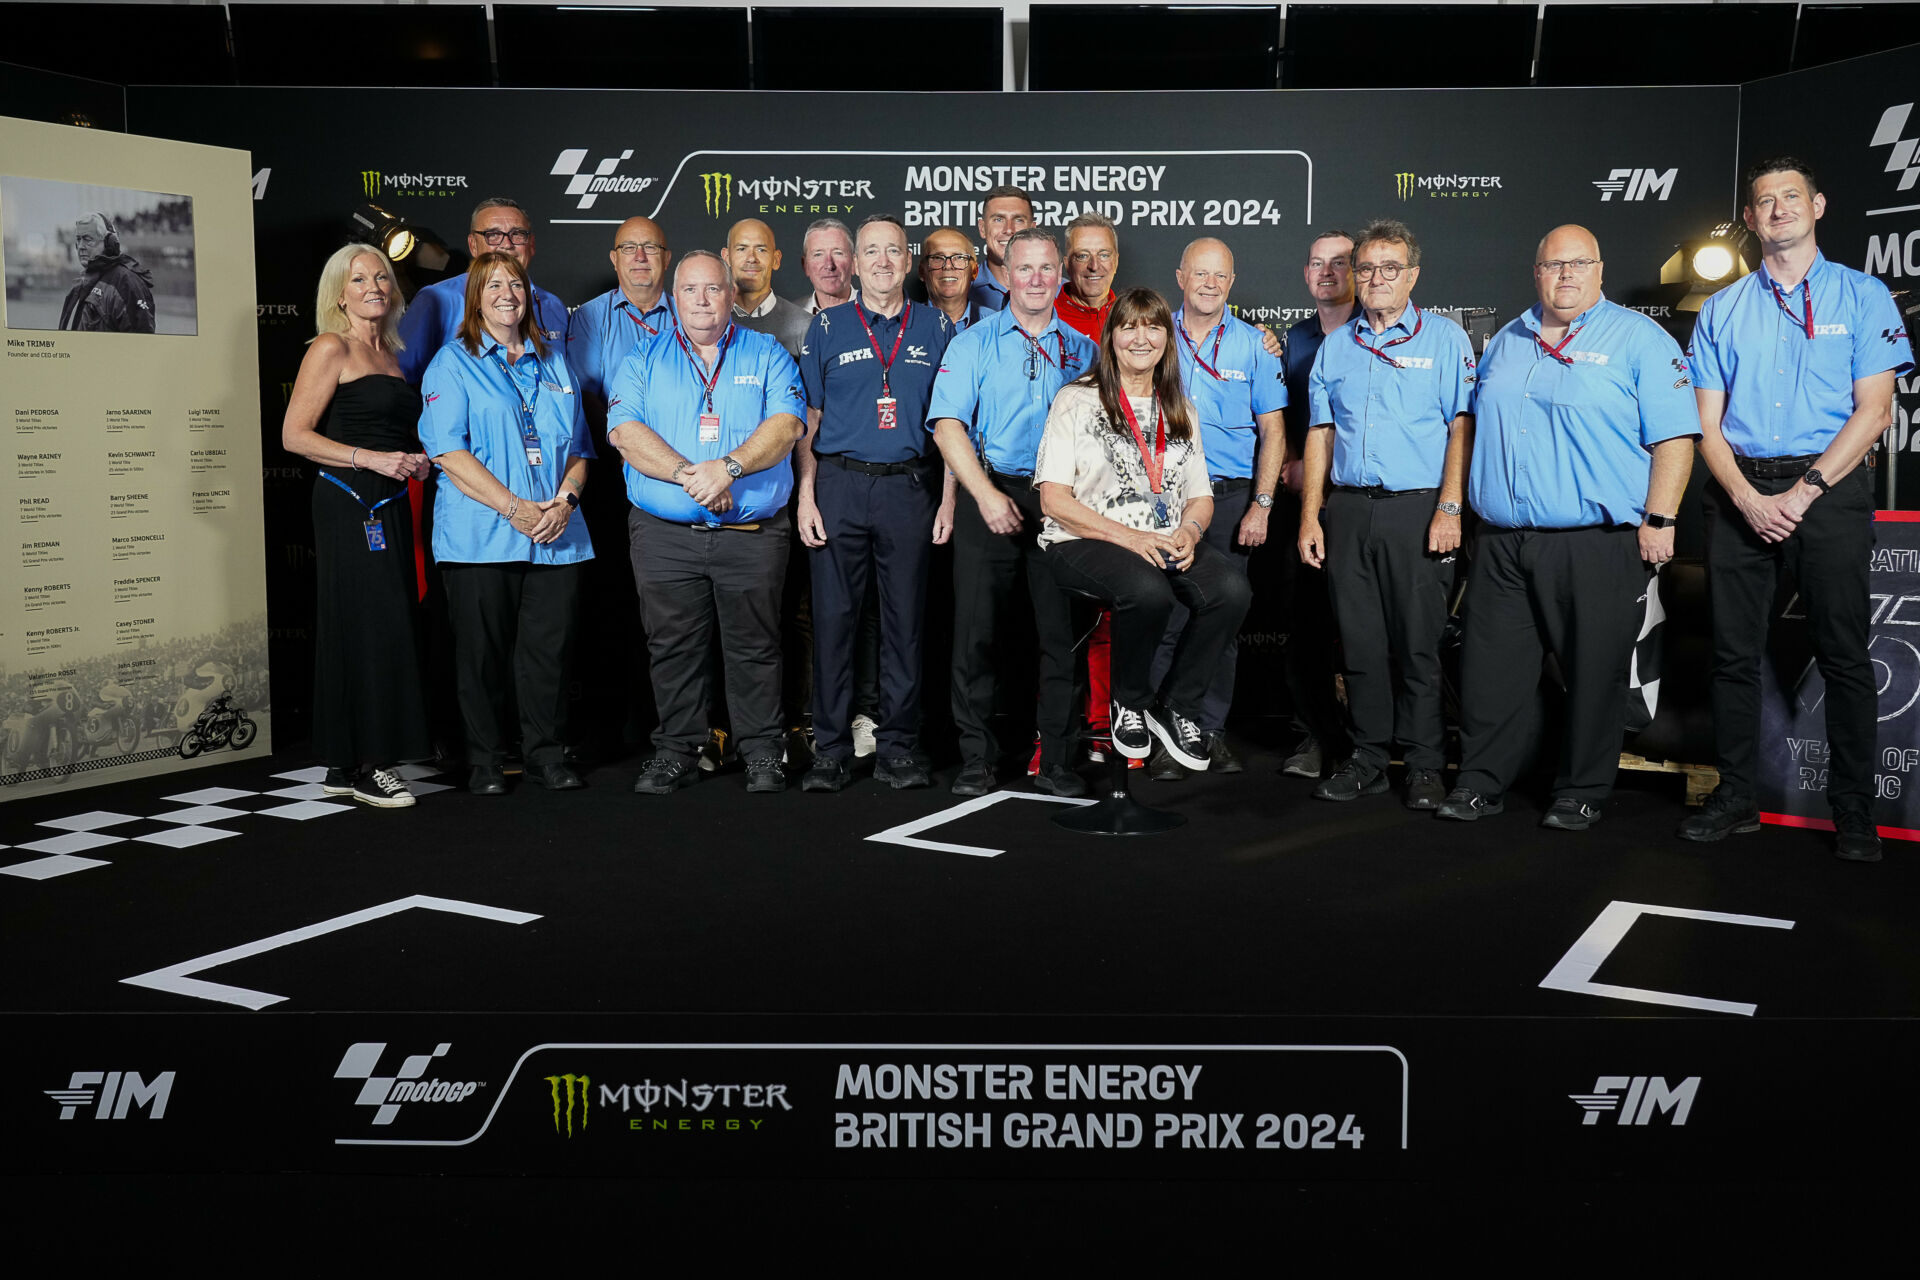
[281,243,433,807]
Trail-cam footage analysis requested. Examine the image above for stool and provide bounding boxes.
[1053,584,1186,836]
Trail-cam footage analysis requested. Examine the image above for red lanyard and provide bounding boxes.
[853,303,911,398]
[623,305,659,337]
[1771,280,1815,340]
[1117,393,1167,494]
[1178,317,1227,380]
[1533,322,1585,365]
[1352,306,1423,368]
[1020,326,1064,371]
[674,324,734,413]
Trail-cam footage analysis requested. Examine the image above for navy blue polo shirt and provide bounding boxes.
[800,300,952,464]
[1308,305,1476,491]
[1282,310,1347,458]
[925,307,1098,477]
[565,286,676,406]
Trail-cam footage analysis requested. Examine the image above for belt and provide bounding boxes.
[985,464,1034,484]
[1211,476,1252,493]
[818,452,930,478]
[1734,453,1820,478]
[1332,484,1437,499]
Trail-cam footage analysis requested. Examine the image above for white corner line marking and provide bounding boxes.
[121,895,542,1010]
[1539,900,1795,1017]
[866,791,1098,857]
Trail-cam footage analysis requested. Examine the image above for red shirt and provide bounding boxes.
[1055,289,1114,342]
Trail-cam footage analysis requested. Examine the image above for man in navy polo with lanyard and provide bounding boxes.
[969,185,1035,313]
[1147,236,1286,778]
[1440,225,1697,829]
[607,250,807,796]
[1682,156,1913,861]
[1300,218,1474,810]
[566,215,673,432]
[930,226,1097,797]
[399,198,569,382]
[793,215,953,792]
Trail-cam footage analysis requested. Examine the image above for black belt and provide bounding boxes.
[1211,476,1252,493]
[818,452,931,478]
[1735,453,1820,479]
[985,464,1034,485]
[1332,484,1437,499]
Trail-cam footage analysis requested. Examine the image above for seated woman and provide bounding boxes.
[419,251,595,795]
[1035,287,1252,771]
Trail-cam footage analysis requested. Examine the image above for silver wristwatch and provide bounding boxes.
[1437,501,1463,516]
[1253,492,1274,509]
[722,455,745,479]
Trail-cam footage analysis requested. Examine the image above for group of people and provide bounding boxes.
[284,157,1913,864]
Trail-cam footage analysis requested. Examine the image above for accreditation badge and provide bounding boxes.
[699,413,722,444]
[524,447,543,467]
[876,396,898,431]
[1153,499,1173,529]
[364,519,387,551]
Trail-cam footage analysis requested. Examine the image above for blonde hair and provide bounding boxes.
[314,242,406,351]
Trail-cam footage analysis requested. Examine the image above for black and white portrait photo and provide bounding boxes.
[2,175,198,335]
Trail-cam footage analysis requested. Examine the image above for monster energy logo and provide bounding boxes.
[546,1073,590,1136]
[700,172,733,217]
[361,170,382,199]
[1394,172,1416,201]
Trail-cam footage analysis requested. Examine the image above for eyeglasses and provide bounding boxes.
[1068,250,1116,267]
[477,227,534,246]
[925,253,974,269]
[615,241,666,258]
[1536,258,1600,276]
[1352,262,1410,281]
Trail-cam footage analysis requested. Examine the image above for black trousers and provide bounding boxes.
[630,507,790,765]
[950,472,1076,770]
[1324,487,1454,772]
[1278,488,1350,753]
[441,560,583,769]
[1050,537,1252,720]
[1704,467,1877,811]
[1148,478,1253,732]
[1457,525,1647,802]
[809,458,938,762]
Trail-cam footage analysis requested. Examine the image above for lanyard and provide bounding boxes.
[674,324,735,413]
[622,304,660,337]
[484,347,544,449]
[1533,322,1585,366]
[1117,393,1167,494]
[1352,306,1423,368]
[1178,317,1227,380]
[852,302,911,398]
[1771,279,1815,340]
[318,469,405,516]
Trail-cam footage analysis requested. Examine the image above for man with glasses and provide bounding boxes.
[1056,212,1120,340]
[566,215,674,432]
[794,218,858,317]
[1681,157,1913,861]
[1439,225,1697,829]
[1144,236,1287,780]
[400,197,569,382]
[725,217,809,357]
[793,215,953,792]
[929,227,1096,797]
[971,185,1035,313]
[920,227,983,333]
[1299,218,1474,810]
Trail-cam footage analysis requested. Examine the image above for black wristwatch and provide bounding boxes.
[722,455,744,479]
[1803,467,1831,493]
[561,490,579,509]
[1645,512,1676,529]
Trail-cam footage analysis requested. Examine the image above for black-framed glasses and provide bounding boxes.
[925,253,974,269]
[1536,258,1600,276]
[615,241,665,258]
[1353,262,1410,281]
[477,227,534,246]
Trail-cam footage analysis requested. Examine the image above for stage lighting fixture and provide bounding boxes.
[1660,222,1754,312]
[350,203,417,263]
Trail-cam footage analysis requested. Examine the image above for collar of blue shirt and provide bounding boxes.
[991,304,1066,343]
[1756,249,1828,297]
[1352,304,1421,338]
[1520,294,1608,335]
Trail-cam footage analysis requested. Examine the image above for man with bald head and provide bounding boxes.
[1437,225,1698,828]
[725,218,810,356]
[565,214,674,429]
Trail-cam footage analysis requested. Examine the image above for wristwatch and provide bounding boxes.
[1645,512,1676,529]
[561,490,580,509]
[1437,501,1463,516]
[722,455,745,479]
[1253,492,1274,509]
[1803,467,1831,493]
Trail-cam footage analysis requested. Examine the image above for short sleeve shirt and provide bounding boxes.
[1469,297,1700,529]
[418,339,596,565]
[925,308,1098,477]
[565,287,676,407]
[1173,307,1289,482]
[606,325,807,525]
[1687,251,1913,457]
[1308,306,1476,490]
[799,301,952,463]
[1034,383,1211,548]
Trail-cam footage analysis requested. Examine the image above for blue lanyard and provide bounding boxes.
[485,346,545,449]
[318,468,405,516]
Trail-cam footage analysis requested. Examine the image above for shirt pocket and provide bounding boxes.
[1805,332,1856,402]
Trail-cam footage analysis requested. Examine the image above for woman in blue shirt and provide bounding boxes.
[420,252,595,795]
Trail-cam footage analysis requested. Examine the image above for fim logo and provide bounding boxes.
[1594,167,1677,202]
[551,149,656,211]
[335,1042,483,1126]
[701,171,733,217]
[46,1070,174,1120]
[1570,1075,1700,1126]
[1871,103,1920,193]
[545,1072,590,1136]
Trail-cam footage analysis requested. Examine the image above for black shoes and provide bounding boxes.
[1435,786,1502,821]
[1676,784,1761,843]
[468,765,507,796]
[1148,744,1186,781]
[1281,735,1323,779]
[1834,809,1883,862]
[528,762,584,791]
[1206,731,1243,775]
[744,755,786,793]
[323,767,355,796]
[1146,704,1209,771]
[1314,760,1387,802]
[632,757,697,795]
[802,755,853,793]
[873,756,932,790]
[1404,768,1446,811]
[1541,797,1601,830]
[1032,763,1088,798]
[1110,703,1151,760]
[951,760,996,797]
[354,767,416,808]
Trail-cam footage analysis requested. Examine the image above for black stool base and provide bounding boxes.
[1053,791,1187,835]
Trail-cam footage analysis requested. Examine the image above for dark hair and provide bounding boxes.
[458,250,548,359]
[1074,287,1195,444]
[981,184,1034,212]
[1354,218,1420,267]
[858,213,906,232]
[1307,229,1355,259]
[470,196,529,229]
[1005,226,1059,257]
[1743,156,1819,208]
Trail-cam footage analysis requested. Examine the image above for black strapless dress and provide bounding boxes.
[310,376,432,768]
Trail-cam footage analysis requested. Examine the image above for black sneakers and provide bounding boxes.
[1434,786,1502,821]
[1032,763,1088,798]
[1834,809,1884,862]
[1404,768,1446,811]
[632,757,697,795]
[744,755,786,793]
[802,755,852,793]
[1281,735,1323,779]
[1110,703,1152,760]
[1676,784,1760,843]
[1314,760,1387,802]
[352,767,415,809]
[322,767,355,796]
[1206,731,1243,775]
[1146,704,1209,771]
[1541,797,1601,830]
[873,756,932,790]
